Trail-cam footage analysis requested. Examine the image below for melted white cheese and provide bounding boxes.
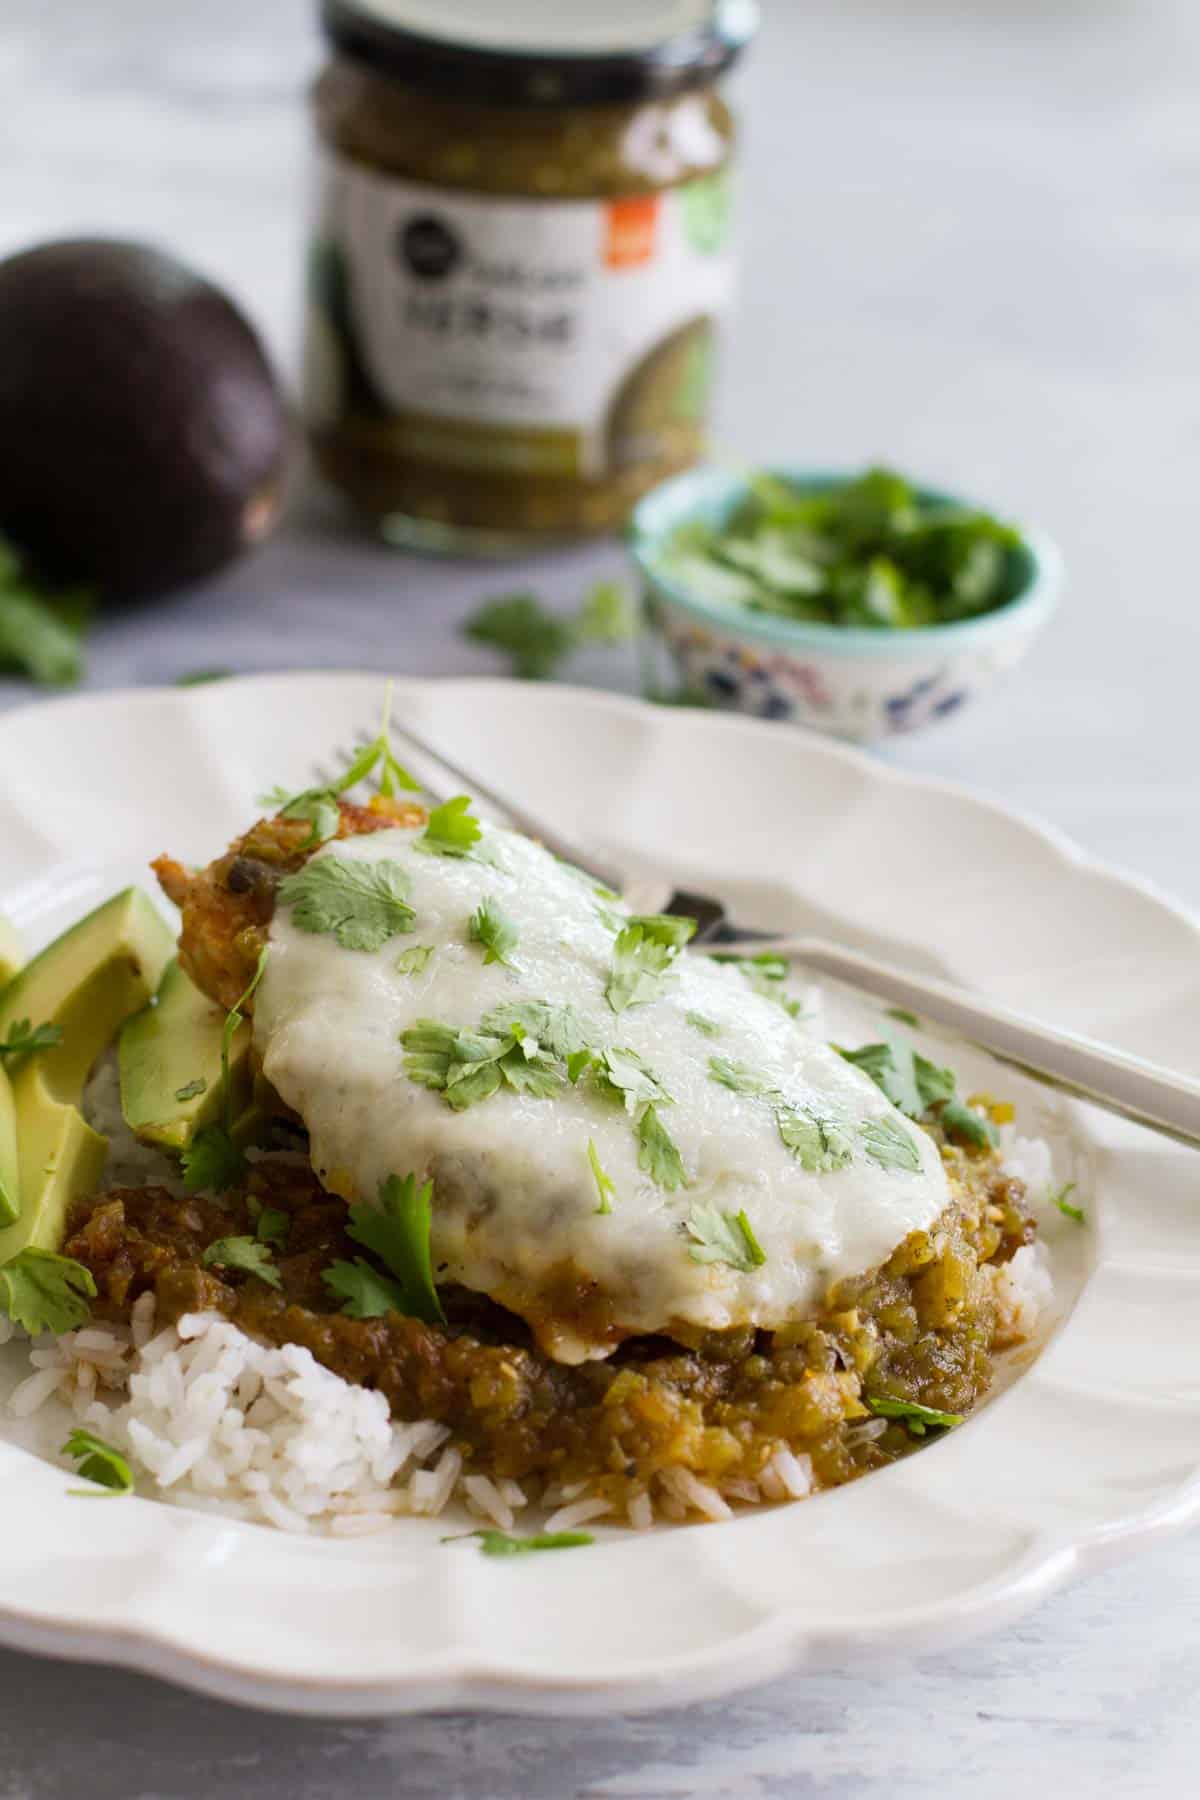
[254,825,949,1362]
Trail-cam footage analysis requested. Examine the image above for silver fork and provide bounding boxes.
[312,723,1200,1151]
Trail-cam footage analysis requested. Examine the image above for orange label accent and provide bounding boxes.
[604,196,660,269]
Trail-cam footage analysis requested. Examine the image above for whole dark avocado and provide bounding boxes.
[0,239,289,599]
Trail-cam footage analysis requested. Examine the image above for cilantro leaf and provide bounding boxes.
[479,1000,587,1058]
[597,1046,671,1112]
[686,1204,767,1272]
[708,1055,775,1098]
[858,1116,923,1174]
[686,1012,721,1038]
[278,855,415,952]
[712,952,805,1019]
[0,578,87,687]
[776,1106,854,1172]
[865,1394,963,1437]
[418,795,483,859]
[662,467,1020,632]
[403,1015,564,1109]
[346,1173,445,1325]
[395,945,434,976]
[606,915,695,1014]
[181,1123,246,1193]
[253,1206,290,1248]
[175,667,232,686]
[174,1077,207,1103]
[201,1236,281,1288]
[587,1139,617,1215]
[1052,1181,1085,1224]
[468,897,519,968]
[0,1249,96,1334]
[839,1037,955,1117]
[62,1428,134,1496]
[260,784,342,850]
[464,593,577,680]
[940,1099,998,1149]
[445,1528,595,1556]
[885,1007,921,1028]
[636,1104,687,1191]
[574,579,640,645]
[322,1257,407,1320]
[0,1018,62,1064]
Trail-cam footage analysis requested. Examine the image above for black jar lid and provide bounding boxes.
[321,0,758,106]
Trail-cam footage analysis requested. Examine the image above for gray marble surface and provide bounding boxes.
[1,0,1198,1792]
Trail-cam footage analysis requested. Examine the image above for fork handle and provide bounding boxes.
[388,723,626,896]
[731,935,1200,1151]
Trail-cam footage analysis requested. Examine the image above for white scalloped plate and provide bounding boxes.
[0,673,1196,1718]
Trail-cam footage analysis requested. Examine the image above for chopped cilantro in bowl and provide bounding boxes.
[628,463,1061,740]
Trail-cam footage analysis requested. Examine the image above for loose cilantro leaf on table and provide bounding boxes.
[395,945,434,976]
[636,1104,687,1191]
[201,1237,281,1288]
[0,1018,62,1064]
[858,1116,923,1174]
[464,593,578,680]
[445,1528,595,1556]
[574,579,640,645]
[468,897,519,967]
[418,795,483,859]
[464,579,640,681]
[587,1139,617,1215]
[865,1394,964,1437]
[776,1106,854,1172]
[0,533,91,687]
[278,856,415,951]
[62,1428,134,1496]
[606,914,696,1014]
[1051,1181,1085,1224]
[686,1204,767,1272]
[0,1249,96,1334]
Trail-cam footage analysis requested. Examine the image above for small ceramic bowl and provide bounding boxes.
[629,466,1062,741]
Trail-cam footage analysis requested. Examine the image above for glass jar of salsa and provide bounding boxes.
[305,1,758,553]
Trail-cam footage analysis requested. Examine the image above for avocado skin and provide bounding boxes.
[0,239,290,599]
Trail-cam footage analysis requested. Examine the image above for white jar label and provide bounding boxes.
[306,152,736,481]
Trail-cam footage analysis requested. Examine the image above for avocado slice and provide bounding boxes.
[0,887,173,1259]
[0,1066,17,1228]
[119,958,251,1151]
[0,912,22,992]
